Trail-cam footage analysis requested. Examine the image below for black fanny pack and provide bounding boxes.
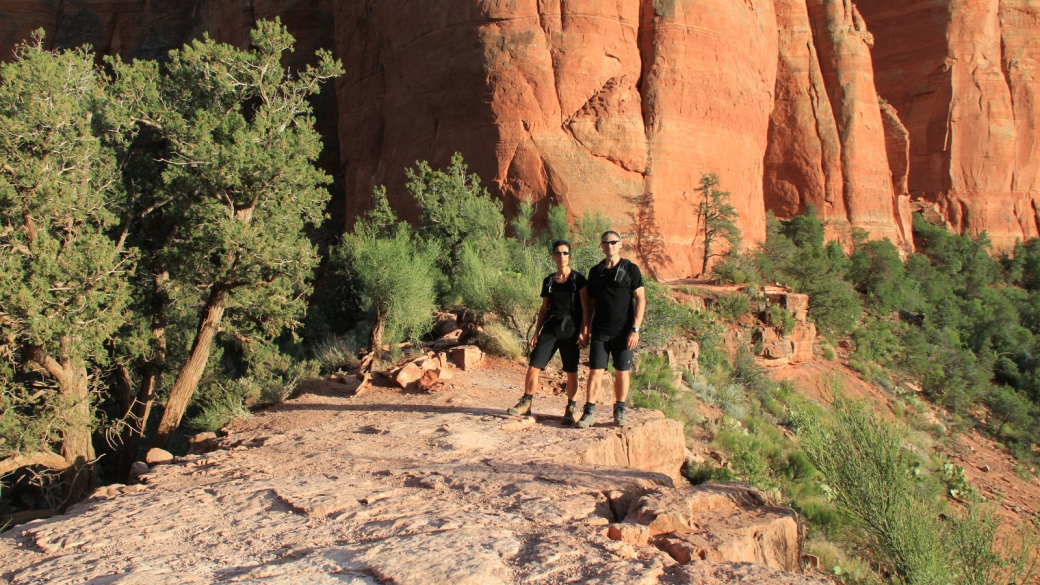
[545,313,577,339]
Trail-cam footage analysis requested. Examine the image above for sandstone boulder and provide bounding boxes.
[449,345,483,371]
[187,432,219,456]
[127,461,150,484]
[394,363,423,388]
[144,448,173,466]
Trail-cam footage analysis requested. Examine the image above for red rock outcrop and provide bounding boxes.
[858,0,1040,250]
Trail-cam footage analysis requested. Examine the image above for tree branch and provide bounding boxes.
[0,451,70,476]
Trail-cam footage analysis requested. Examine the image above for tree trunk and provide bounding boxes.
[59,361,95,502]
[150,286,226,450]
[27,347,96,503]
[117,272,168,480]
[368,303,388,365]
[115,366,158,481]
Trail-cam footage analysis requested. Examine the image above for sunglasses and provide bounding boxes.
[600,240,621,246]
[552,250,571,256]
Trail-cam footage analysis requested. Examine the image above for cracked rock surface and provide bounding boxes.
[1,360,823,584]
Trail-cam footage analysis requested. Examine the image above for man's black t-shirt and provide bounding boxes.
[587,258,644,339]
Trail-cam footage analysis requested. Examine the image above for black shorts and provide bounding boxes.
[589,334,634,371]
[529,331,580,373]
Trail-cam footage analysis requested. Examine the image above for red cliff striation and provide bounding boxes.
[1,0,933,276]
[858,0,1040,251]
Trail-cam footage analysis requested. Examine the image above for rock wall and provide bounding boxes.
[1,0,938,276]
[858,0,1040,251]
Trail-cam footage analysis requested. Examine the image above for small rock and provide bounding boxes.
[187,432,219,455]
[105,484,126,498]
[120,484,147,494]
[418,357,441,371]
[128,461,150,484]
[394,362,423,387]
[801,553,821,570]
[499,417,536,432]
[419,474,446,490]
[145,448,174,466]
[419,369,440,390]
[449,345,483,370]
[329,373,352,384]
[980,464,991,473]
[607,523,651,547]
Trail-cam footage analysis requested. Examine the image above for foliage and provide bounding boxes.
[767,305,796,335]
[717,293,751,322]
[695,173,741,275]
[797,396,956,584]
[640,282,699,349]
[313,334,360,373]
[406,153,504,278]
[335,188,438,361]
[756,208,863,335]
[186,385,250,432]
[0,33,135,476]
[109,19,343,448]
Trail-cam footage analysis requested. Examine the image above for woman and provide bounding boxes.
[507,240,590,425]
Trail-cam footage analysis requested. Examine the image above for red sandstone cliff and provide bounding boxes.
[2,0,928,276]
[858,0,1040,250]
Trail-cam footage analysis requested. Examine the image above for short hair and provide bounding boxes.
[600,230,621,242]
[551,239,572,252]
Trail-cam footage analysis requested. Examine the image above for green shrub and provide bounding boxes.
[335,195,439,363]
[641,281,699,349]
[797,396,955,585]
[187,386,250,432]
[767,305,796,335]
[717,293,751,322]
[313,334,360,373]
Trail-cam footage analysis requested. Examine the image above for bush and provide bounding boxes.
[717,293,751,322]
[187,386,250,432]
[641,281,699,349]
[797,396,955,585]
[766,305,796,335]
[335,192,439,363]
[313,334,360,373]
[478,321,526,362]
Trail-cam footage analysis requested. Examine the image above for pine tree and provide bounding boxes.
[696,173,740,276]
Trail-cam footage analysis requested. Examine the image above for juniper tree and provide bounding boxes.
[0,34,136,496]
[110,20,343,449]
[696,173,740,275]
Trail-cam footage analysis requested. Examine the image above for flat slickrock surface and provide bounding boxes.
[0,360,825,584]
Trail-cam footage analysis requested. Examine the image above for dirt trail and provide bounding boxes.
[0,359,821,585]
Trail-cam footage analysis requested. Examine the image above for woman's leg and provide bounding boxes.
[525,366,541,396]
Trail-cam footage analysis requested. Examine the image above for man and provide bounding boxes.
[576,231,645,428]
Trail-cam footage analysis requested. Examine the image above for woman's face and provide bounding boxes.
[552,245,571,270]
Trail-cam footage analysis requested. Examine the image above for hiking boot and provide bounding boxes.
[614,401,628,427]
[507,395,533,417]
[575,403,597,428]
[561,400,578,426]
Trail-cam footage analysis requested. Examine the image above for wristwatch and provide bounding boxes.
[631,327,640,333]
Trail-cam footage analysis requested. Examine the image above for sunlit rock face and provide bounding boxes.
[858,0,1040,251]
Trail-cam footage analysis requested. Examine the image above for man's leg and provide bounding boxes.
[614,370,630,403]
[566,372,579,400]
[612,340,634,427]
[577,369,602,428]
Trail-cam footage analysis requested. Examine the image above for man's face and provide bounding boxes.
[600,235,621,257]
